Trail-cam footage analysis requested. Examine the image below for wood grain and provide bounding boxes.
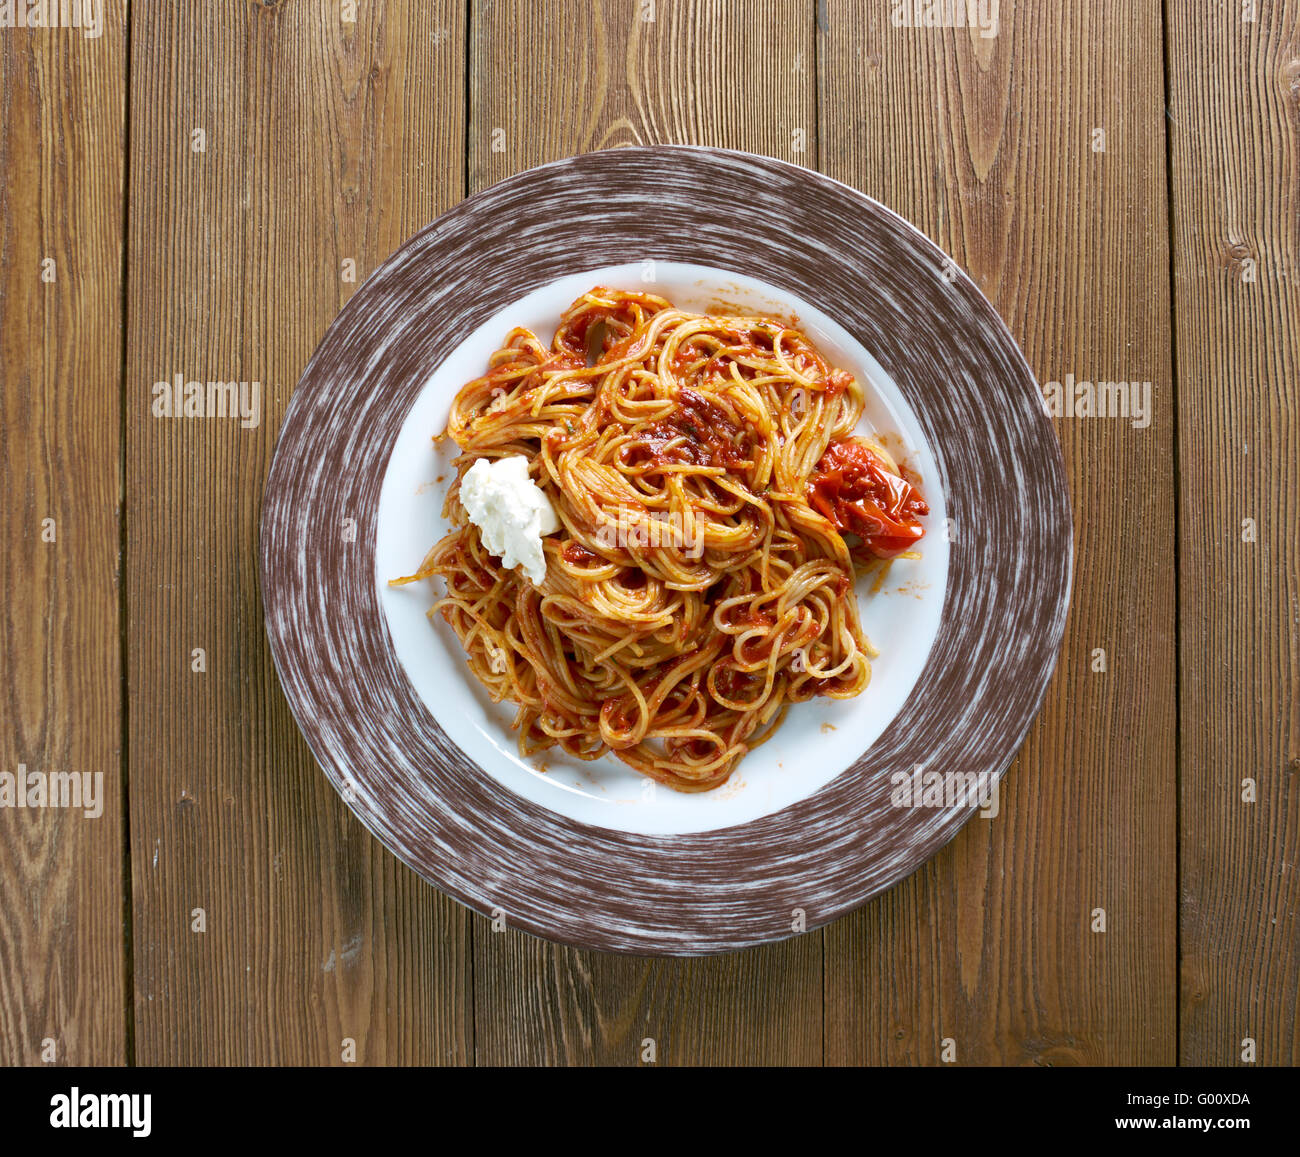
[818,1,1178,1063]
[125,0,471,1064]
[0,6,127,1066]
[469,0,823,1064]
[469,0,817,187]
[1168,0,1300,1065]
[3,0,1290,1068]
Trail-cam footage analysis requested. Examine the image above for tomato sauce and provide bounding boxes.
[637,388,750,468]
[562,541,599,565]
[808,439,929,558]
[713,665,759,700]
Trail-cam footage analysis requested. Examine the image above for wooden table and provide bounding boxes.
[2,1,1295,1067]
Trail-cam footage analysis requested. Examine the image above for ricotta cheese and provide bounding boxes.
[459,456,559,587]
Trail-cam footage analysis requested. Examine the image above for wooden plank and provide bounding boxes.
[818,2,1178,1063]
[0,6,127,1066]
[468,0,823,1065]
[1168,0,1300,1066]
[125,0,471,1064]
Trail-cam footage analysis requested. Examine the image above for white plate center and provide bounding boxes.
[375,262,949,835]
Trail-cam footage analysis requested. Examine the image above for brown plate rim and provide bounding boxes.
[259,145,1072,956]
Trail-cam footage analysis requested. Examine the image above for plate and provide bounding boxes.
[260,146,1071,955]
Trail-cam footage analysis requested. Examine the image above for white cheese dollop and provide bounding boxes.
[459,455,560,587]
